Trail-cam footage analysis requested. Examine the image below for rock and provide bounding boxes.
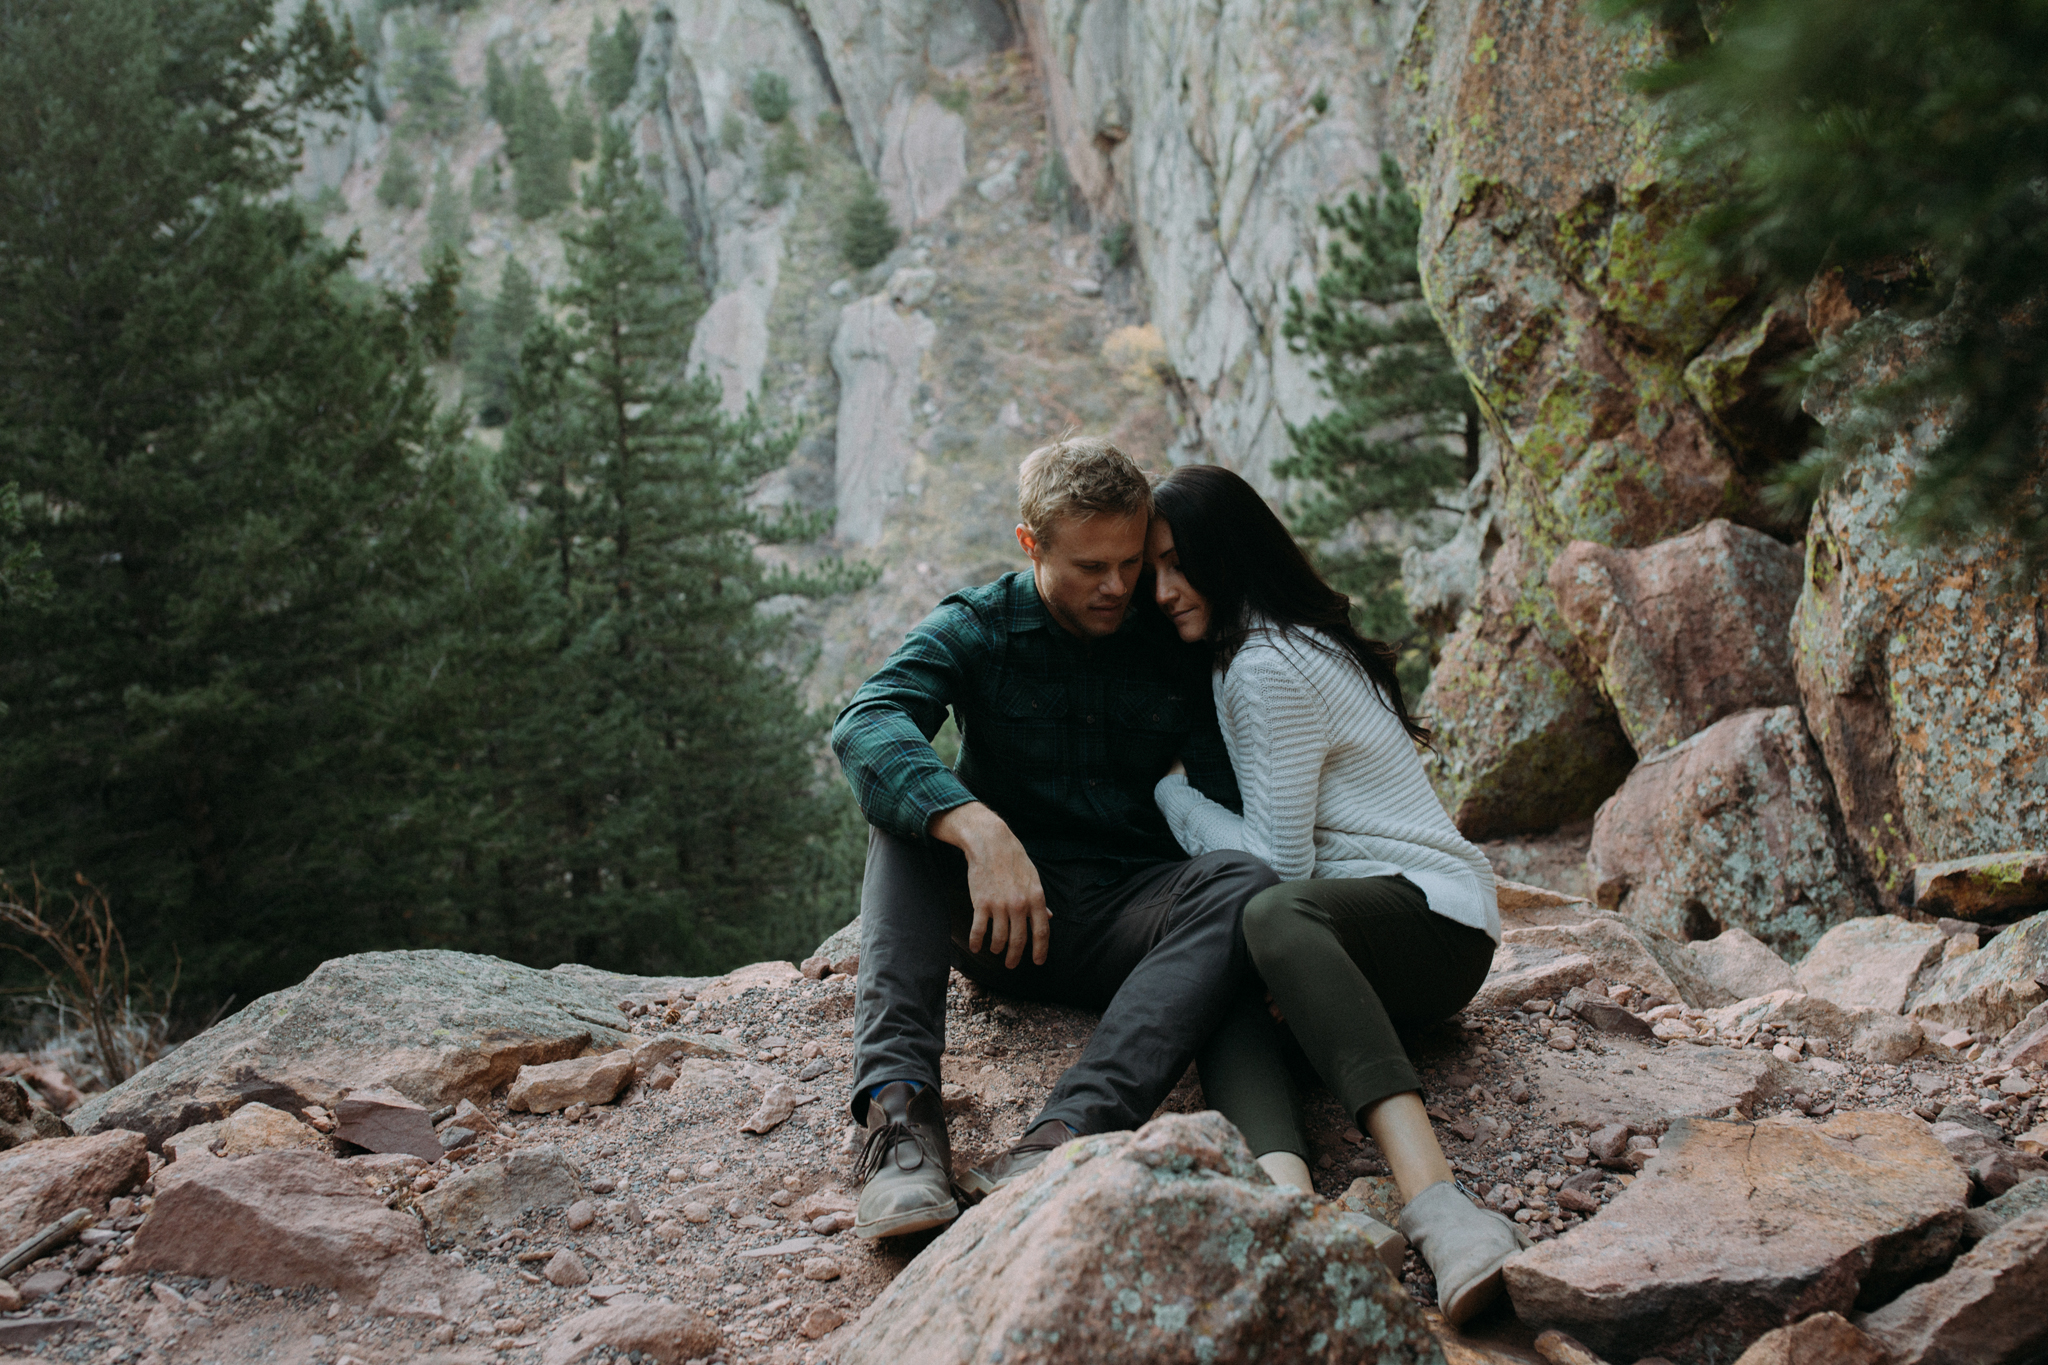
[1493,919,1689,1007]
[1549,522,1805,755]
[1474,942,1597,1012]
[801,1255,841,1281]
[886,266,936,309]
[1589,707,1870,960]
[438,1125,476,1151]
[1504,1112,1968,1362]
[877,91,966,228]
[0,1130,148,1247]
[1585,1124,1630,1163]
[1907,910,2048,1037]
[543,1249,590,1287]
[835,1112,1440,1365]
[565,1200,596,1232]
[1791,313,2048,910]
[1681,928,1798,1008]
[740,1082,809,1135]
[1418,539,1637,840]
[332,1086,442,1161]
[211,1101,328,1157]
[829,294,935,545]
[1931,1121,2048,1201]
[1728,1312,1889,1365]
[1913,850,2048,923]
[506,1052,633,1115]
[1860,1208,2048,1365]
[1560,989,1655,1041]
[811,917,860,977]
[66,951,641,1150]
[0,1077,70,1152]
[0,1279,18,1312]
[416,1146,583,1243]
[124,1149,482,1311]
[1962,1176,2048,1244]
[541,1298,722,1365]
[1792,916,1948,1015]
[799,1304,847,1340]
[1495,879,1597,917]
[2019,1128,2048,1158]
[1703,990,1923,1064]
[630,1033,742,1078]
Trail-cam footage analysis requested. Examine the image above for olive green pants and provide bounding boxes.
[1195,874,1497,1159]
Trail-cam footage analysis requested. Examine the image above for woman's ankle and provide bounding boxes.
[1255,1150,1315,1194]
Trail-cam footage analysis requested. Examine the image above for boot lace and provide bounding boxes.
[855,1120,920,1184]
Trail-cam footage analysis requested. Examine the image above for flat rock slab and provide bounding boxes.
[836,1111,1441,1365]
[542,1298,724,1365]
[418,1145,583,1243]
[1912,849,2048,923]
[68,950,641,1149]
[1860,1207,2048,1365]
[1521,1036,1795,1130]
[125,1148,483,1313]
[1504,1111,1968,1362]
[1682,927,1798,1008]
[334,1086,442,1161]
[0,1129,148,1246]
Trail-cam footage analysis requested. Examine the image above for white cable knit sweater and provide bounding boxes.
[1155,624,1501,942]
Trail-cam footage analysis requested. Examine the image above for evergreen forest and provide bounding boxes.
[0,0,864,1023]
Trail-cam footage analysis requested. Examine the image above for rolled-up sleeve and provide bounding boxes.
[829,603,983,842]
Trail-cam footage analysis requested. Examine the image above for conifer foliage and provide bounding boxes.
[462,121,861,970]
[507,61,574,220]
[1279,157,1479,687]
[1608,0,2048,567]
[587,10,643,112]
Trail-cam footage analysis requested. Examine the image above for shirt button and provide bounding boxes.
[1086,715,1096,724]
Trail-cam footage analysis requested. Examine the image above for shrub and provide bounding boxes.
[565,88,596,161]
[840,174,900,270]
[933,81,971,113]
[1102,220,1135,270]
[750,70,792,124]
[588,10,641,111]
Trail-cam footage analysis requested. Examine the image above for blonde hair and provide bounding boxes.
[1017,435,1151,543]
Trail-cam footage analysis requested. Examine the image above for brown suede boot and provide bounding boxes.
[852,1081,959,1239]
[957,1119,1077,1200]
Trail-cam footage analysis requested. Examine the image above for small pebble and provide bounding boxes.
[543,1250,590,1287]
[1547,1029,1578,1052]
[682,1203,714,1223]
[565,1200,597,1231]
[801,1256,842,1281]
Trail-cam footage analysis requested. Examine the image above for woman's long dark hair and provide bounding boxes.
[1152,464,1432,746]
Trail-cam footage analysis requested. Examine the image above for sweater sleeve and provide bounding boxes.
[1154,645,1327,879]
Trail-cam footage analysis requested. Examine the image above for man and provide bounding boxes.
[830,436,1277,1239]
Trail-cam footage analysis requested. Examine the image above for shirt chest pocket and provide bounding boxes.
[1117,692,1191,735]
[988,678,1072,726]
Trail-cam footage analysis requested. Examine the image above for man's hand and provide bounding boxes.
[930,801,1050,969]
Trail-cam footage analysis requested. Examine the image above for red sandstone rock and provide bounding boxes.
[333,1086,442,1161]
[836,1111,1440,1365]
[1728,1312,1889,1365]
[1588,707,1869,961]
[1860,1208,2048,1365]
[1795,916,1947,1016]
[541,1298,723,1365]
[1503,1111,1967,1362]
[0,1130,148,1247]
[506,1051,633,1114]
[123,1148,483,1314]
[1549,521,1803,756]
[1913,850,2048,923]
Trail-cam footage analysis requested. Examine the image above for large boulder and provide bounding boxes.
[1504,1111,1968,1362]
[1680,927,1799,1007]
[1589,707,1871,959]
[124,1149,484,1315]
[1419,538,1637,840]
[1520,1038,1796,1131]
[1907,910,2048,1037]
[1859,1208,2048,1365]
[835,1111,1441,1365]
[1549,521,1804,755]
[0,1130,148,1247]
[1795,916,1948,1016]
[66,951,655,1151]
[1792,317,2048,909]
[829,292,936,545]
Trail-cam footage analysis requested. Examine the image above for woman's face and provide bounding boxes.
[1148,516,1211,643]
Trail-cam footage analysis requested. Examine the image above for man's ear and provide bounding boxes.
[1015,524,1040,562]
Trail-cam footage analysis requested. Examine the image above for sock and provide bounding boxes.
[868,1080,922,1100]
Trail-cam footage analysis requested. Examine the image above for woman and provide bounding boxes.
[1149,464,1526,1326]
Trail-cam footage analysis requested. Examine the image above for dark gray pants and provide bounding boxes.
[850,826,1278,1135]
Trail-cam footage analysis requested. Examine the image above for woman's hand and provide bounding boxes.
[1267,991,1284,1024]
[1166,756,1187,778]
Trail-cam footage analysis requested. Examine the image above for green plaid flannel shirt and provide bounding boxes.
[830,572,1241,866]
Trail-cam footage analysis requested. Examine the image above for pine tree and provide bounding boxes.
[483,45,514,126]
[467,255,539,427]
[391,19,465,139]
[465,120,861,971]
[840,174,900,270]
[1278,157,1479,690]
[425,156,469,264]
[507,62,572,220]
[0,0,486,1004]
[588,10,642,111]
[377,143,424,210]
[1606,0,2048,567]
[0,484,50,612]
[565,88,597,162]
